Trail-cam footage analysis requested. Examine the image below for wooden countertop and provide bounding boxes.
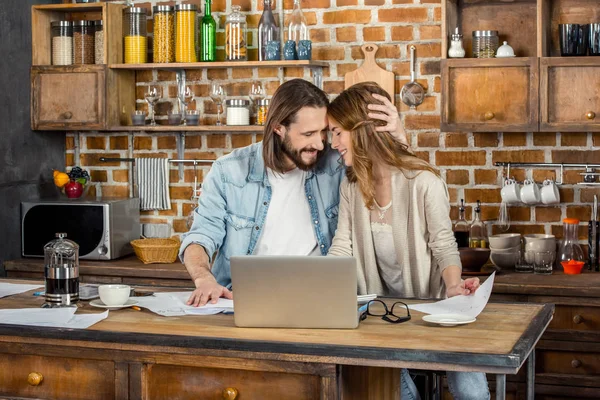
[6,257,600,297]
[0,278,552,374]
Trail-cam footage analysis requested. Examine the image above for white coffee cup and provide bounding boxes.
[541,179,560,205]
[520,179,541,205]
[98,284,131,306]
[501,178,521,204]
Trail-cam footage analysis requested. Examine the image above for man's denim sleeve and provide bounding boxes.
[179,161,227,263]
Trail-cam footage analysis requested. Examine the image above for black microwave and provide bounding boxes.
[21,198,140,260]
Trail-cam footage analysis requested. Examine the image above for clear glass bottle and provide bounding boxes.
[225,5,247,61]
[123,7,148,64]
[469,200,488,248]
[176,4,197,63]
[286,0,308,43]
[73,20,95,64]
[200,0,216,62]
[448,27,465,58]
[153,5,175,63]
[557,218,584,266]
[51,21,73,66]
[453,199,470,248]
[258,0,279,61]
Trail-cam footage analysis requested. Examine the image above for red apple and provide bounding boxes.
[65,181,84,198]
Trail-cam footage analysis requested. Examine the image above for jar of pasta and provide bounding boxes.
[123,7,147,64]
[175,4,197,63]
[153,5,175,63]
[225,5,247,61]
[51,21,73,66]
[73,20,95,64]
[256,98,269,125]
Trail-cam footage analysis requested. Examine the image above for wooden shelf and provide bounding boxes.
[106,125,264,133]
[109,60,329,70]
[32,3,106,12]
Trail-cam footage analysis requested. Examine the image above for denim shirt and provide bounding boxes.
[179,142,344,288]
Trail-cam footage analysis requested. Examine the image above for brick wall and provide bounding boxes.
[67,0,600,246]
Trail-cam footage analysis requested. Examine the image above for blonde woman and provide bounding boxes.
[328,82,489,400]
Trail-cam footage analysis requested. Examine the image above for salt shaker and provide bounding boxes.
[448,27,465,58]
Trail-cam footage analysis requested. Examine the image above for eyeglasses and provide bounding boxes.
[360,299,411,324]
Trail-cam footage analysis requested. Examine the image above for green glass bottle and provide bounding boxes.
[200,0,216,61]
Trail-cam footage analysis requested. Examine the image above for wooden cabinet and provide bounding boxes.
[441,58,539,132]
[540,58,600,131]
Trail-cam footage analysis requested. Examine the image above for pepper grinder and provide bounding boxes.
[448,27,466,58]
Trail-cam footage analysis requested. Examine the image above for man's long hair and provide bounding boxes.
[262,79,329,173]
[328,82,439,209]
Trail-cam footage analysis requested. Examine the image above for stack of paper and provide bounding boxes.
[0,308,108,329]
[134,292,233,317]
[0,282,43,298]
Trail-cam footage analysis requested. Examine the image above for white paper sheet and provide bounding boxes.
[134,292,234,317]
[0,282,43,298]
[408,272,496,318]
[0,308,108,329]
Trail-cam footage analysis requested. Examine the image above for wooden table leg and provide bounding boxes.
[527,349,535,400]
[495,374,506,400]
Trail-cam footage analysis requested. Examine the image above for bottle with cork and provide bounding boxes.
[453,199,470,248]
[469,200,488,248]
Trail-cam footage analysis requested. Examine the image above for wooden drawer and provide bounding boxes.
[548,304,600,332]
[537,350,600,376]
[441,58,539,132]
[145,364,322,400]
[0,353,115,400]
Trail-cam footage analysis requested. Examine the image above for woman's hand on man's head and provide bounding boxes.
[367,93,409,147]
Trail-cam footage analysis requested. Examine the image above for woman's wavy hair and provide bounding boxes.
[328,82,439,209]
[262,79,329,173]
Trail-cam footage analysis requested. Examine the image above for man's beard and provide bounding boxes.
[281,133,326,171]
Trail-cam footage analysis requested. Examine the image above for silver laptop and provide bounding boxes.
[231,256,358,329]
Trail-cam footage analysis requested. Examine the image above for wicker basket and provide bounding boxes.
[130,238,180,264]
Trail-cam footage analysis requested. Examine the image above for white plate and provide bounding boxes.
[422,314,476,327]
[357,294,377,305]
[89,299,138,310]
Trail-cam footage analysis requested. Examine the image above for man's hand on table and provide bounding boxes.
[186,279,233,307]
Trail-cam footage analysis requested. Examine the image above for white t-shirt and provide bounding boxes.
[253,168,320,256]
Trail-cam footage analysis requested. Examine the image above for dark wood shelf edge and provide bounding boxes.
[105,126,265,133]
[109,61,329,70]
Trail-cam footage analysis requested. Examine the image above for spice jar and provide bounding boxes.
[94,20,104,64]
[73,20,95,64]
[51,21,73,66]
[123,7,147,64]
[448,27,465,58]
[472,30,499,58]
[153,5,175,63]
[256,98,270,125]
[175,4,197,63]
[226,99,250,125]
[225,5,247,61]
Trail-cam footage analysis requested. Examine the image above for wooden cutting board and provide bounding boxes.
[344,44,395,104]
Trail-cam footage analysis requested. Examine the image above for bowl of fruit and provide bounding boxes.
[54,167,91,199]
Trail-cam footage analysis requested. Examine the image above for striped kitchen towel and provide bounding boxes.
[135,157,171,211]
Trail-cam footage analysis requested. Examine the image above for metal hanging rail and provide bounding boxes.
[494,162,600,186]
[99,157,215,164]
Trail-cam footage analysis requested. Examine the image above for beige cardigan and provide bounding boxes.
[328,169,461,299]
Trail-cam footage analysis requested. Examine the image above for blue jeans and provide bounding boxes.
[401,369,491,400]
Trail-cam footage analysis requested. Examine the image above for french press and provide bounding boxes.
[42,233,80,308]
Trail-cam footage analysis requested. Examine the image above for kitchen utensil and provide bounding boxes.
[589,23,600,56]
[42,233,79,308]
[459,248,490,272]
[541,179,560,204]
[400,45,425,109]
[588,195,598,271]
[489,233,521,249]
[561,260,585,275]
[559,24,588,56]
[497,201,510,231]
[496,41,515,57]
[520,179,540,205]
[344,43,395,104]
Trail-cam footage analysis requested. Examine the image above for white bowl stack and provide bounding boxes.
[488,233,521,269]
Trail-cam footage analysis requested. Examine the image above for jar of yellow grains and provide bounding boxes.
[175,4,197,63]
[123,7,147,64]
[153,5,175,63]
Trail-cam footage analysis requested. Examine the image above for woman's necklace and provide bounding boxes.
[373,199,392,221]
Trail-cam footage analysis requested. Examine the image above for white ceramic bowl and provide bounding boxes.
[489,245,520,254]
[490,251,520,269]
[489,233,521,249]
[98,284,131,306]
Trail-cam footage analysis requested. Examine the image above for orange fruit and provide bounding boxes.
[54,172,70,188]
[53,170,60,178]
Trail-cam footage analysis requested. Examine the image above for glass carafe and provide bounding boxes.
[557,218,584,267]
[469,200,488,248]
[286,0,308,43]
[453,199,469,248]
[258,0,279,61]
[43,233,80,308]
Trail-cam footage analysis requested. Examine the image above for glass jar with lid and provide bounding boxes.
[225,5,247,61]
[94,20,104,64]
[472,30,499,58]
[153,5,175,63]
[226,99,250,125]
[43,233,80,308]
[123,7,148,64]
[175,4,197,63]
[256,98,270,125]
[73,20,95,64]
[51,21,73,66]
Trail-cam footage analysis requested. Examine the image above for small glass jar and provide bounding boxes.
[94,20,104,64]
[73,20,95,64]
[225,5,247,61]
[256,98,270,125]
[51,21,73,66]
[123,7,148,64]
[226,99,250,125]
[472,30,499,58]
[153,5,175,63]
[175,4,197,63]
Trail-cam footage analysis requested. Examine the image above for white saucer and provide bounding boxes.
[422,314,476,327]
[89,299,138,310]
